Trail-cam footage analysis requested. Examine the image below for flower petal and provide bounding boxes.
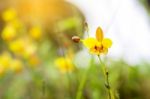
[102,48,108,54]
[102,38,112,48]
[96,27,103,41]
[82,38,97,49]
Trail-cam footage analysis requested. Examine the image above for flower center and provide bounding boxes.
[94,45,103,51]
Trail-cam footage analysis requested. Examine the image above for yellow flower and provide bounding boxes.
[0,52,23,75]
[0,52,12,76]
[8,38,37,58]
[29,26,42,40]
[9,19,23,29]
[9,39,25,55]
[0,52,12,69]
[54,57,74,74]
[1,25,17,41]
[82,27,112,55]
[2,8,17,22]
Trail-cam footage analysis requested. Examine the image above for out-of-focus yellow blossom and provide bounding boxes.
[9,19,23,29]
[55,57,74,74]
[29,26,42,40]
[9,39,25,55]
[9,38,37,59]
[10,59,23,73]
[1,25,17,41]
[0,52,12,76]
[82,27,112,55]
[0,52,12,69]
[2,8,17,22]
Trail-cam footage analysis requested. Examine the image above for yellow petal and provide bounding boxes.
[2,8,17,22]
[102,38,112,48]
[96,27,103,41]
[29,26,42,40]
[1,25,16,41]
[82,38,97,49]
[54,57,74,73]
[9,39,25,54]
[102,48,108,54]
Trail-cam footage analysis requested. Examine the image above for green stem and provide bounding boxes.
[66,72,72,98]
[76,56,94,99]
[98,56,111,99]
[61,48,73,98]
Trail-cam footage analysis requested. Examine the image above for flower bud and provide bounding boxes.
[72,36,80,43]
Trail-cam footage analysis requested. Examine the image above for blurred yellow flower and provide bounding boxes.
[29,26,42,40]
[82,27,112,55]
[9,19,22,29]
[55,57,74,74]
[8,38,38,60]
[2,8,17,22]
[1,25,17,41]
[0,52,12,69]
[9,39,25,55]
[10,59,23,73]
[0,52,23,74]
[0,52,12,76]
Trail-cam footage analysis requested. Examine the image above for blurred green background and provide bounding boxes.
[0,0,150,99]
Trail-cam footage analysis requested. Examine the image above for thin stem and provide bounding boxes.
[76,70,87,99]
[76,56,94,99]
[98,56,111,99]
[62,59,72,98]
[66,71,73,98]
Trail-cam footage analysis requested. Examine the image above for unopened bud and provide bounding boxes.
[72,36,80,43]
